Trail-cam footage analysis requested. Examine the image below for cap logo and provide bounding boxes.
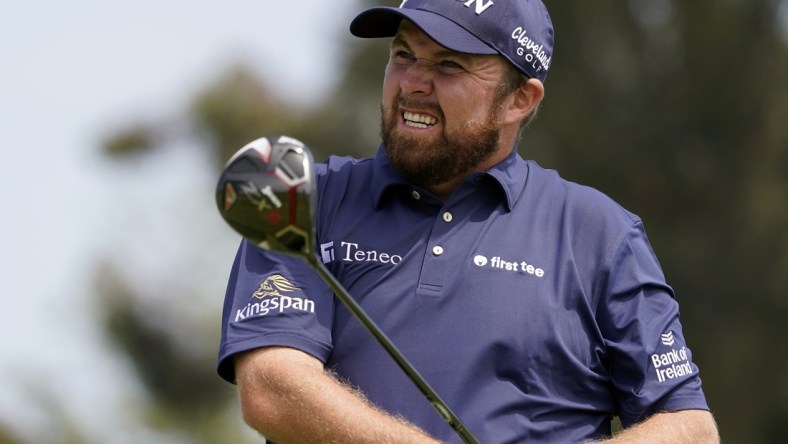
[511,27,552,74]
[353,0,553,82]
[400,0,494,15]
[458,0,494,15]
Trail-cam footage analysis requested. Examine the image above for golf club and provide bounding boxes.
[216,135,479,444]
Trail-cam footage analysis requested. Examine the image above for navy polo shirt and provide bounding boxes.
[218,146,709,443]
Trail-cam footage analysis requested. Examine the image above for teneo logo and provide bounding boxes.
[321,240,403,265]
[234,274,315,322]
[320,241,335,264]
[473,254,545,277]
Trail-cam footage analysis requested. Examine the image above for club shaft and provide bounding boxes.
[306,255,479,444]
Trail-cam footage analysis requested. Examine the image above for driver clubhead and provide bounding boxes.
[216,135,316,258]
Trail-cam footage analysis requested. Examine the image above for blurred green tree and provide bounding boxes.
[0,426,23,444]
[530,2,788,441]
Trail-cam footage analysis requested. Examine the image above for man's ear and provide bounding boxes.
[501,78,544,125]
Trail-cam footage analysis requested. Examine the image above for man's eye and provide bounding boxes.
[439,60,464,70]
[394,50,416,60]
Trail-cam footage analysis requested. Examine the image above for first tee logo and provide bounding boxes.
[472,254,545,278]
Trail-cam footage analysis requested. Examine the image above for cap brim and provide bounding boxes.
[350,7,497,55]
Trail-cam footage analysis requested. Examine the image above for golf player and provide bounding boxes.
[216,1,719,442]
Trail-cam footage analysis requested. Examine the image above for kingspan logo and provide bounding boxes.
[234,274,315,322]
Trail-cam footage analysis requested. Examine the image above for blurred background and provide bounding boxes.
[1,0,786,442]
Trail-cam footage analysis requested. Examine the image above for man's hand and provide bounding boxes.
[597,410,719,443]
[235,346,440,444]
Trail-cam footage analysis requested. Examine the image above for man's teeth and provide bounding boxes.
[404,112,437,128]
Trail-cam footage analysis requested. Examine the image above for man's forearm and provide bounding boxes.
[235,347,439,444]
[598,410,719,444]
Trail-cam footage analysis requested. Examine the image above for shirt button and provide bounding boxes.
[432,246,444,256]
[442,212,453,223]
[411,190,421,200]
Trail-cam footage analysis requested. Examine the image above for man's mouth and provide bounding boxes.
[403,111,438,129]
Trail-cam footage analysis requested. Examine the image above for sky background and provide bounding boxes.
[0,1,358,442]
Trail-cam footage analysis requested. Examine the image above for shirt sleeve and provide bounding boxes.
[217,239,335,384]
[597,221,709,427]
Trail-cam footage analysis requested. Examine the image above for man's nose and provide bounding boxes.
[400,61,434,96]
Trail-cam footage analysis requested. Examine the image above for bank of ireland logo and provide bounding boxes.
[253,274,299,299]
[661,331,675,346]
[651,330,693,383]
[474,255,488,266]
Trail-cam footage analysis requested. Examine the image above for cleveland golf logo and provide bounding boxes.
[510,26,552,75]
[234,274,315,322]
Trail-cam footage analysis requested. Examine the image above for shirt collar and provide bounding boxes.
[371,145,529,211]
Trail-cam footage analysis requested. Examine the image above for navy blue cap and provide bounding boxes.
[350,0,554,82]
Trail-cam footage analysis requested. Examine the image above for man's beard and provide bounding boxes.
[380,97,503,189]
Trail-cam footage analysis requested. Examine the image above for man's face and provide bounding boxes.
[381,21,512,190]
